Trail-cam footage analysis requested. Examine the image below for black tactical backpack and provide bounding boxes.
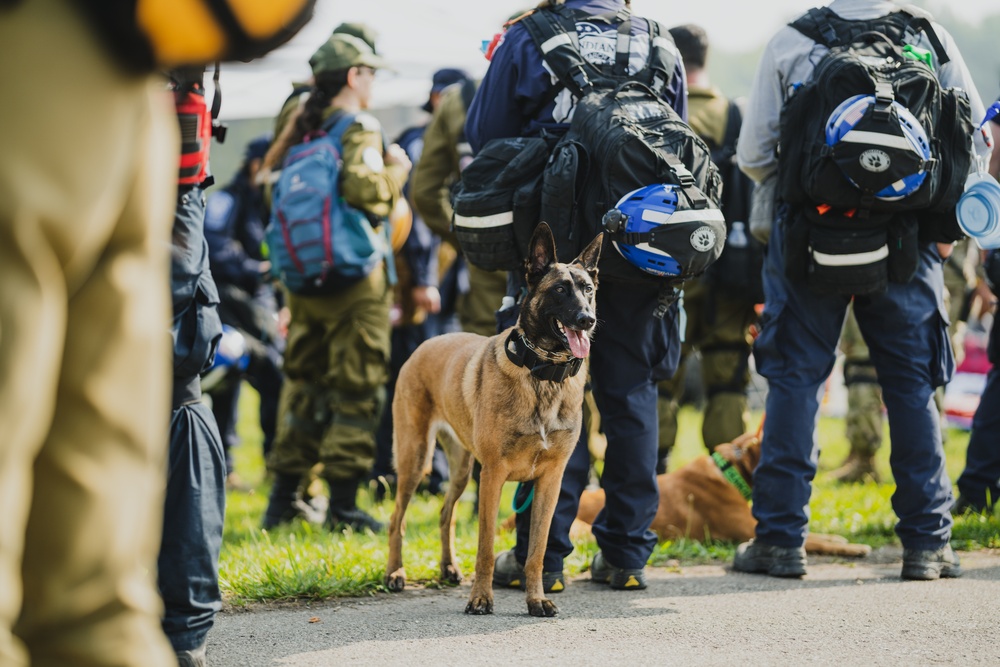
[452,5,724,297]
[777,6,975,295]
[703,100,765,305]
[524,6,724,288]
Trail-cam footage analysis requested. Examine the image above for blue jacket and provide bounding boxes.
[465,0,687,153]
[172,186,222,383]
[205,171,269,295]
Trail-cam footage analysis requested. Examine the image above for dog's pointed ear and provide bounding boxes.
[525,222,557,283]
[572,232,603,274]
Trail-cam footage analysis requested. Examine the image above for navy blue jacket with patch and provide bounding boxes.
[465,0,687,154]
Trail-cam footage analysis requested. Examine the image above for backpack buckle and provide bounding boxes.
[669,161,696,188]
[570,65,593,94]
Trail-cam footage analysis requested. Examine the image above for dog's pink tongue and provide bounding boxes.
[566,328,591,359]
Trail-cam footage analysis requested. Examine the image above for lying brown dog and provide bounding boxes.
[386,224,603,617]
[505,433,871,557]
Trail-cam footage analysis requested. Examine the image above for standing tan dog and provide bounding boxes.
[562,433,871,557]
[385,223,603,617]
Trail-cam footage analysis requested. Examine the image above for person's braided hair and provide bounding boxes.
[261,69,349,173]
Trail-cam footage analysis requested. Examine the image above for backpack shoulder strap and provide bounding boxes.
[725,100,742,148]
[645,21,678,97]
[522,8,677,99]
[721,99,742,156]
[521,7,598,98]
[788,7,841,47]
[789,6,949,65]
[320,111,359,153]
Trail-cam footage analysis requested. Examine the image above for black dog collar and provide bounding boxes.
[504,330,584,383]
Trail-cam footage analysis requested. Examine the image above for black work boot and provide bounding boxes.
[327,477,384,533]
[262,472,305,529]
[732,539,807,578]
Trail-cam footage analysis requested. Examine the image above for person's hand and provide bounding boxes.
[971,279,997,318]
[936,242,953,260]
[412,285,441,314]
[385,144,412,173]
[259,260,271,277]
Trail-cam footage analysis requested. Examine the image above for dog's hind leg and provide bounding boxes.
[385,400,436,593]
[439,436,473,585]
[523,469,562,617]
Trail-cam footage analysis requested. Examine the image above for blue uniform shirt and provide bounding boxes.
[204,172,269,295]
[465,0,687,153]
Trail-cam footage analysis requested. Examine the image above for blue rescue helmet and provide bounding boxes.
[602,183,725,279]
[825,94,931,201]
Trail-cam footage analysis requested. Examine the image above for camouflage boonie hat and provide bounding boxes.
[309,34,389,76]
[333,22,379,53]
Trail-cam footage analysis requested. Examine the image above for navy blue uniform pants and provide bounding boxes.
[514,279,681,571]
[159,383,226,652]
[753,217,954,551]
[957,317,1000,508]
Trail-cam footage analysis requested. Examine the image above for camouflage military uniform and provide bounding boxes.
[657,86,759,465]
[268,110,405,484]
[839,305,884,465]
[942,239,978,366]
[411,84,507,337]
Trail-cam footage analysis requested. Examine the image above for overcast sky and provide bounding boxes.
[218,0,1000,120]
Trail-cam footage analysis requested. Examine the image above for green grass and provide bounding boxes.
[219,385,1000,605]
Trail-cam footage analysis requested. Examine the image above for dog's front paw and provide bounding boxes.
[385,568,407,592]
[527,597,558,617]
[440,562,463,585]
[464,593,494,615]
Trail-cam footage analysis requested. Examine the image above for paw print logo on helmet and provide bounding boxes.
[602,183,726,279]
[825,94,932,201]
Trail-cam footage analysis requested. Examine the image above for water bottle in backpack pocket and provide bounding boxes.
[266,112,388,295]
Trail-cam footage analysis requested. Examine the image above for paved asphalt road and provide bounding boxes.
[208,548,1000,666]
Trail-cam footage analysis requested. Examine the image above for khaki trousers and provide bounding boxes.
[0,0,177,664]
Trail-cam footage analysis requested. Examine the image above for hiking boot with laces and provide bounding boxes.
[732,539,807,578]
[492,549,566,593]
[590,551,647,590]
[901,544,962,581]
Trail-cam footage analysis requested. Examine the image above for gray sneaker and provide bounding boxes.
[732,539,807,578]
[901,544,962,581]
[176,642,207,667]
[492,549,566,593]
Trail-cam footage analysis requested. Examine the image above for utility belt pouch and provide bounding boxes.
[792,206,892,296]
